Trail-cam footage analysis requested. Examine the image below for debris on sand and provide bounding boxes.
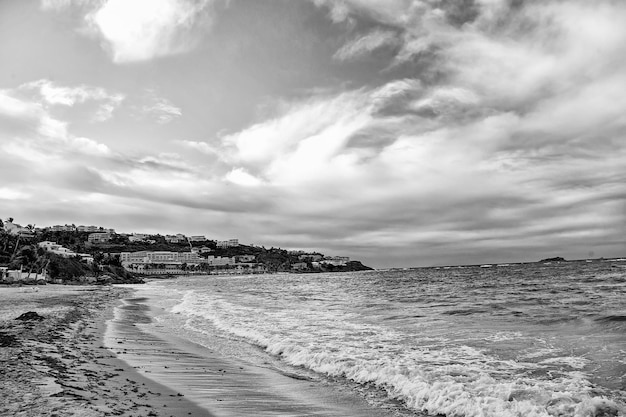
[15,311,45,322]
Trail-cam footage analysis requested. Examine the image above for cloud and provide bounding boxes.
[11,1,626,267]
[18,79,125,122]
[0,84,113,159]
[178,140,220,156]
[333,29,400,61]
[225,168,263,187]
[85,0,214,63]
[40,0,91,11]
[207,0,626,265]
[141,92,182,124]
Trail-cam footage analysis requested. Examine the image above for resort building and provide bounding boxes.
[50,225,75,232]
[88,232,112,244]
[128,233,149,242]
[189,235,207,242]
[120,251,205,267]
[216,239,239,248]
[1,267,47,282]
[321,256,350,266]
[165,235,182,243]
[291,262,308,270]
[205,256,235,266]
[298,254,324,261]
[38,241,93,263]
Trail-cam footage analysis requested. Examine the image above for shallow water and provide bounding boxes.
[128,260,626,417]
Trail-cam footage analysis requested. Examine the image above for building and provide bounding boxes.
[189,235,207,242]
[38,241,74,256]
[236,254,255,263]
[321,256,350,266]
[205,256,235,266]
[165,235,181,243]
[216,239,239,248]
[3,221,32,236]
[291,262,308,271]
[298,254,323,262]
[128,233,148,242]
[120,251,205,267]
[1,267,47,282]
[88,232,112,244]
[50,225,75,232]
[76,225,115,233]
[38,241,93,262]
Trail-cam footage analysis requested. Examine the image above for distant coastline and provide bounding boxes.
[1,219,371,285]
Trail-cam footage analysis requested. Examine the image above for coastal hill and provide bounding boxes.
[539,257,566,263]
[0,219,371,284]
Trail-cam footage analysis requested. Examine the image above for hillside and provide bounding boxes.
[1,221,371,283]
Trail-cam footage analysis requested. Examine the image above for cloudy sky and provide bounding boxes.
[1,0,625,267]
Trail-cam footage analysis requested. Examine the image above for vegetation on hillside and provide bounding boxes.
[1,217,372,284]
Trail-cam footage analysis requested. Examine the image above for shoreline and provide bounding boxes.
[107,288,394,417]
[0,284,212,416]
[1,282,393,417]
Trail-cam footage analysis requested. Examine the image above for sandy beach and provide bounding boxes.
[0,284,211,417]
[1,283,392,417]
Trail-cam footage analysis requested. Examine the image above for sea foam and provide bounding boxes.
[169,289,624,417]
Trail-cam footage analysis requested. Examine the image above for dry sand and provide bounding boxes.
[0,284,212,416]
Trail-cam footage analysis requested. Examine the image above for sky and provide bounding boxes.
[1,0,625,268]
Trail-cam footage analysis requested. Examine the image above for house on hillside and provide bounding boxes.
[165,235,181,243]
[3,221,33,237]
[88,232,112,244]
[291,262,308,271]
[298,254,323,261]
[128,233,149,242]
[321,256,350,266]
[216,239,239,248]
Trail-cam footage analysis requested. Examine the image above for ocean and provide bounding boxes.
[112,261,626,417]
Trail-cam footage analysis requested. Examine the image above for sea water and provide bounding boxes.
[130,261,626,417]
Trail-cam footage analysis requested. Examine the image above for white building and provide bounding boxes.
[120,251,205,267]
[37,241,93,262]
[205,256,235,266]
[165,235,181,243]
[216,239,239,248]
[3,221,32,237]
[189,235,207,242]
[291,262,308,270]
[128,233,149,242]
[38,241,75,257]
[88,232,112,244]
[50,225,75,232]
[321,256,350,266]
[298,254,323,261]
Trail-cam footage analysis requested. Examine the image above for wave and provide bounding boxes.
[595,315,626,323]
[442,308,489,316]
[169,291,624,417]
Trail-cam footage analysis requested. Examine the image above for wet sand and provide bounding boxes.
[0,285,211,416]
[108,295,393,416]
[1,284,393,417]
